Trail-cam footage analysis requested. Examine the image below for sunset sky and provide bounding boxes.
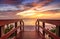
[0,0,60,25]
[16,0,60,19]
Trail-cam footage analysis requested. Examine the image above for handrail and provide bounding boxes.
[0,19,21,26]
[39,26,60,39]
[0,26,20,39]
[38,19,60,26]
[38,31,44,39]
[0,19,24,39]
[36,19,60,39]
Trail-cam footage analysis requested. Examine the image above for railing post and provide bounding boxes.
[22,21,24,31]
[20,20,24,31]
[56,25,60,37]
[15,22,17,36]
[37,19,39,32]
[20,21,21,31]
[1,26,4,36]
[43,22,45,39]
[0,26,2,37]
[35,21,37,31]
[7,24,9,28]
[0,26,4,37]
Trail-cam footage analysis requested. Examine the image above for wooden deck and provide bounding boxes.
[16,31,41,39]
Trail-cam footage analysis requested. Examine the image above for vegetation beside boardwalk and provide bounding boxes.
[49,27,56,39]
[50,27,56,33]
[4,25,16,38]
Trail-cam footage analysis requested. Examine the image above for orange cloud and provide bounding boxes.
[31,0,52,10]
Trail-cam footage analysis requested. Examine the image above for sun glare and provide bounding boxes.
[16,10,36,16]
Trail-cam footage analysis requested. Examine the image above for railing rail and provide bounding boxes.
[0,19,24,39]
[0,26,20,39]
[35,19,60,39]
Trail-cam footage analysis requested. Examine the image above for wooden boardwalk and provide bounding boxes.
[16,31,41,39]
[0,19,60,39]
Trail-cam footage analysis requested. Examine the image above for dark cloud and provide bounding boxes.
[0,0,60,12]
[0,0,24,5]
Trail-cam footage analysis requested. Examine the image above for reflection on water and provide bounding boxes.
[24,19,36,25]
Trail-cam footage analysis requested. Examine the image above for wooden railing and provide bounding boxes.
[0,19,24,39]
[0,19,60,39]
[35,19,60,39]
